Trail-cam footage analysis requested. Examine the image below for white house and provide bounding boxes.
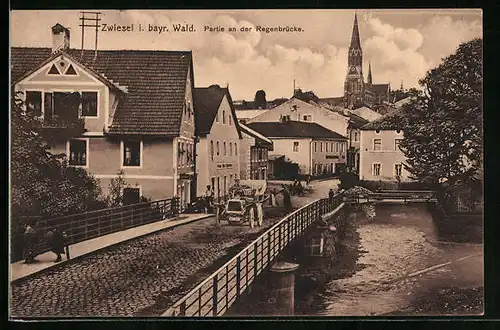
[193,85,242,199]
[247,121,348,175]
[238,123,273,180]
[359,109,411,182]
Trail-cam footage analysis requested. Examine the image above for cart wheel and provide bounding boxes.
[249,208,255,229]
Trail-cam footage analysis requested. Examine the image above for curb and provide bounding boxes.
[10,213,213,285]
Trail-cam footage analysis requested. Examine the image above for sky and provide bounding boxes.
[10,9,482,101]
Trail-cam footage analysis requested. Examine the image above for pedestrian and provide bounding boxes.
[46,227,67,263]
[283,187,292,212]
[329,188,335,201]
[204,185,213,213]
[23,220,37,264]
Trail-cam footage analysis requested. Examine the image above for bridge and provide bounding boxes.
[10,187,438,318]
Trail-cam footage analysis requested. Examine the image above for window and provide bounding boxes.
[293,141,299,152]
[341,143,345,153]
[210,140,214,161]
[216,141,220,156]
[68,139,87,166]
[123,140,141,167]
[373,138,382,151]
[395,163,403,177]
[395,139,403,151]
[229,115,232,126]
[123,187,140,205]
[320,142,323,152]
[187,101,191,119]
[222,110,226,124]
[335,142,339,153]
[303,114,312,122]
[223,142,227,156]
[330,142,334,153]
[354,131,359,142]
[26,91,42,116]
[230,142,233,156]
[235,143,238,155]
[314,142,318,152]
[373,163,381,176]
[81,92,97,117]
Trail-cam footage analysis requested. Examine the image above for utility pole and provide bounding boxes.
[79,11,101,59]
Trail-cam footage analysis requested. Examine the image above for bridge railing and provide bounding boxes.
[343,190,436,204]
[164,192,345,317]
[11,197,180,262]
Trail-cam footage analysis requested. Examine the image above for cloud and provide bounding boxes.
[419,15,482,66]
[367,18,424,51]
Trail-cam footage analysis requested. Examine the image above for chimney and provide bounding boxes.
[51,23,70,53]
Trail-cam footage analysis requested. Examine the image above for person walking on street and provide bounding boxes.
[204,185,213,213]
[329,188,335,201]
[46,227,67,263]
[283,186,292,212]
[23,221,37,264]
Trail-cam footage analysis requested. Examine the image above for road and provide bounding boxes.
[10,178,339,318]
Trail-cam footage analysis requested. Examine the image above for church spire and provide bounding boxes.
[350,13,361,49]
[367,61,373,85]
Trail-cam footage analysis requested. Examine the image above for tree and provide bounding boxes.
[393,38,482,196]
[293,89,320,103]
[10,92,106,218]
[254,90,267,109]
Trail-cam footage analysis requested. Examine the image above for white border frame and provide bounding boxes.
[120,140,144,169]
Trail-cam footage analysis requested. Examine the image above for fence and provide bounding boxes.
[344,190,436,204]
[164,193,345,317]
[11,197,179,262]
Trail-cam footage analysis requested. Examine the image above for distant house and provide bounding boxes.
[238,123,273,180]
[193,85,242,199]
[350,106,382,122]
[235,109,269,124]
[11,23,196,207]
[359,109,410,182]
[247,121,348,176]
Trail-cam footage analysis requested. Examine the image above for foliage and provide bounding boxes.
[10,92,106,218]
[390,38,483,195]
[106,170,128,207]
[338,171,360,190]
[254,90,267,109]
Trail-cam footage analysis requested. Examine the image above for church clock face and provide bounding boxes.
[348,66,358,75]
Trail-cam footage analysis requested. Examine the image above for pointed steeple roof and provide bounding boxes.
[350,13,361,49]
[367,61,373,85]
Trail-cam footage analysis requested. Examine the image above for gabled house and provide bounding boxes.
[11,24,196,207]
[193,85,242,199]
[247,121,348,176]
[238,123,273,180]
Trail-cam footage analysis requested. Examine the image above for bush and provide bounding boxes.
[338,172,360,190]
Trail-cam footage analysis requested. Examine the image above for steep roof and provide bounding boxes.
[11,47,193,136]
[368,83,390,95]
[193,85,242,138]
[350,13,361,49]
[239,123,273,150]
[360,108,407,131]
[247,121,347,140]
[318,96,344,107]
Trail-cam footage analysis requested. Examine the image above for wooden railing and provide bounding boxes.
[344,190,436,204]
[11,198,180,261]
[163,193,345,317]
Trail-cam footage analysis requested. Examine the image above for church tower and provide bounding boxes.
[344,13,365,109]
[367,61,373,86]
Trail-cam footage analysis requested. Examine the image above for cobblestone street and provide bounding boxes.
[10,179,338,318]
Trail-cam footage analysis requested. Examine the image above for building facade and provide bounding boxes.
[193,85,242,199]
[247,121,348,176]
[359,110,411,182]
[238,123,273,180]
[12,24,196,207]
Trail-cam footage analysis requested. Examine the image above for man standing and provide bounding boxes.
[23,220,37,264]
[46,227,67,263]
